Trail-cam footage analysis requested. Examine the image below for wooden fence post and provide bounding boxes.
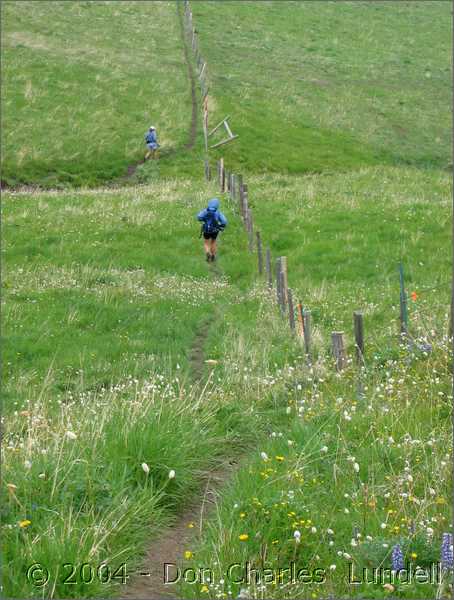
[303,310,311,358]
[247,210,254,252]
[297,302,304,338]
[332,331,346,371]
[226,170,231,193]
[241,183,248,220]
[256,231,263,275]
[288,288,296,333]
[280,256,288,304]
[399,262,408,336]
[279,270,286,313]
[220,158,225,193]
[204,159,211,181]
[276,258,282,307]
[353,311,364,365]
[266,247,272,289]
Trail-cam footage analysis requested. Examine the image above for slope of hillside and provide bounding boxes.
[190,0,451,174]
[1,1,202,187]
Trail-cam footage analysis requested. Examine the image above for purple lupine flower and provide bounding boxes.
[441,533,453,570]
[391,544,404,571]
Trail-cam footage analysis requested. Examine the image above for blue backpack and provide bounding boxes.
[203,210,223,234]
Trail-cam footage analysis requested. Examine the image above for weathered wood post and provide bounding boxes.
[297,302,304,338]
[266,247,272,289]
[399,262,408,336]
[241,183,248,221]
[256,231,263,275]
[353,311,364,365]
[332,331,346,371]
[247,210,254,252]
[280,256,288,304]
[303,310,311,358]
[288,288,296,333]
[279,270,286,314]
[276,258,282,307]
[226,170,231,193]
[204,159,211,181]
[220,158,225,193]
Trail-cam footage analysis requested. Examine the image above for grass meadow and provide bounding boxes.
[1,1,204,187]
[1,0,452,599]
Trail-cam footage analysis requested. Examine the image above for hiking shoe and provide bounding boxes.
[211,254,216,262]
[206,252,211,262]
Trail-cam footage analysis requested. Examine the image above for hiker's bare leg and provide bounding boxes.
[211,239,217,257]
[204,239,211,255]
[145,150,151,160]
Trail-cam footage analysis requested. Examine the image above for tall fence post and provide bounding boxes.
[280,256,288,305]
[303,310,311,358]
[332,331,346,372]
[353,311,364,365]
[276,258,282,308]
[288,288,296,333]
[279,270,286,314]
[266,247,272,289]
[220,158,225,193]
[256,231,263,275]
[297,302,304,338]
[399,262,408,336]
[247,210,254,252]
[204,159,211,181]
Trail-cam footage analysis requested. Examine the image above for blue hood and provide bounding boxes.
[207,198,220,211]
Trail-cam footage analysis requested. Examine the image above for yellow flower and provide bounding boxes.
[19,520,31,528]
[201,585,209,593]
[239,534,249,541]
[436,497,446,505]
[239,512,246,518]
[184,551,193,559]
[275,456,285,462]
[410,552,417,559]
[187,522,194,528]
[272,539,279,545]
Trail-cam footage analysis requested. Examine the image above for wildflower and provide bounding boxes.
[351,539,358,547]
[65,431,77,440]
[168,470,175,479]
[380,523,387,529]
[240,512,246,518]
[410,552,417,559]
[239,534,249,541]
[327,528,334,535]
[329,565,336,571]
[201,585,209,593]
[260,452,268,461]
[275,456,284,462]
[353,462,360,473]
[187,522,194,528]
[184,551,193,559]
[141,463,150,474]
[38,473,45,479]
[311,527,317,534]
[19,520,31,528]
[441,533,453,570]
[410,291,418,301]
[383,583,395,592]
[391,544,404,571]
[294,530,301,543]
[321,446,328,453]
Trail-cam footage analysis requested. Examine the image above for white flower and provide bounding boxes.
[24,460,32,470]
[329,564,337,571]
[327,528,334,535]
[428,487,436,496]
[168,470,176,479]
[294,530,301,543]
[344,508,350,514]
[65,431,77,440]
[351,539,358,547]
[380,523,387,529]
[286,407,291,414]
[329,540,334,546]
[353,462,360,473]
[141,463,150,474]
[321,446,328,453]
[38,473,45,479]
[287,440,294,446]
[311,526,317,534]
[343,552,352,560]
[260,452,268,461]
[366,535,373,541]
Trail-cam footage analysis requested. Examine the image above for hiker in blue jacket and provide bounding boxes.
[144,126,159,160]
[197,198,227,262]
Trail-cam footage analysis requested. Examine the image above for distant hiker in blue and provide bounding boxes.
[144,126,159,160]
[197,198,228,262]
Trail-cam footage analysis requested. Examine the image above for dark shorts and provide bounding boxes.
[203,231,218,240]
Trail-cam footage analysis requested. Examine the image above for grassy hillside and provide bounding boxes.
[2,0,452,599]
[1,1,203,187]
[190,0,451,174]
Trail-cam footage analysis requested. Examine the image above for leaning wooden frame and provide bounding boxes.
[208,115,239,149]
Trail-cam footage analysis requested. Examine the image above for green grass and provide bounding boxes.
[1,1,204,187]
[192,0,451,174]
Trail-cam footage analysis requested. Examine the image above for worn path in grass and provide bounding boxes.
[122,262,236,600]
